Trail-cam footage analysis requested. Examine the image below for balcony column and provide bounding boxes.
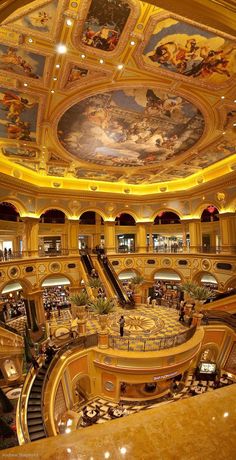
[68,219,79,255]
[103,221,116,254]
[136,223,147,253]
[219,212,236,253]
[22,217,39,257]
[94,212,102,247]
[188,219,202,252]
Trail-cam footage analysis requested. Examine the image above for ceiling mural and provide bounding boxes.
[0,44,45,79]
[81,0,131,52]
[4,0,57,34]
[0,0,235,190]
[143,19,236,84]
[0,87,38,141]
[3,146,39,158]
[58,88,204,167]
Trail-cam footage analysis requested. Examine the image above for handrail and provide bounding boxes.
[97,255,131,305]
[202,310,236,332]
[109,325,196,352]
[0,319,22,336]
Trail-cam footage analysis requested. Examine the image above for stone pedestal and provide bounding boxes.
[78,320,86,335]
[98,331,109,349]
[192,313,203,328]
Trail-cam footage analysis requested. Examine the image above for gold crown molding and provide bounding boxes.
[134,10,236,91]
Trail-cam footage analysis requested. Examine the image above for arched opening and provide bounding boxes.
[148,270,182,304]
[40,209,65,224]
[41,275,71,318]
[0,281,26,323]
[115,213,136,253]
[152,212,182,253]
[154,211,180,225]
[0,202,20,222]
[79,211,104,251]
[193,272,218,290]
[201,206,219,222]
[74,375,92,405]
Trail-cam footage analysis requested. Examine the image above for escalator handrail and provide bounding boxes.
[202,309,236,331]
[0,319,22,336]
[98,256,130,304]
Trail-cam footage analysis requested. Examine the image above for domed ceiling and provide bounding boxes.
[0,0,235,193]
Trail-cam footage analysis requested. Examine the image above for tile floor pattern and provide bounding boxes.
[76,374,236,429]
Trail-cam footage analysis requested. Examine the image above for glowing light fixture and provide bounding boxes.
[51,90,55,94]
[23,83,28,87]
[221,96,225,99]
[28,37,33,43]
[66,19,73,26]
[56,43,67,54]
[130,40,135,46]
[81,54,86,59]
[55,64,60,69]
[117,64,124,70]
[99,59,104,64]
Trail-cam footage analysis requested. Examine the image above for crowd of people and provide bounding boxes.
[1,293,25,322]
[0,248,12,261]
[43,286,71,320]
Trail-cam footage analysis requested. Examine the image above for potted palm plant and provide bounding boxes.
[70,291,89,319]
[130,274,144,304]
[88,297,115,329]
[181,281,195,302]
[190,284,212,328]
[88,297,115,349]
[87,277,103,297]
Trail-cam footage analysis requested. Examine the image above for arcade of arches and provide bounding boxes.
[0,0,236,458]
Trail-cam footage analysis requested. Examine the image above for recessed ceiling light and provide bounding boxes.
[66,19,73,26]
[28,38,33,43]
[56,43,67,54]
[55,64,60,69]
[222,131,226,134]
[99,59,104,64]
[130,40,135,46]
[117,64,124,70]
[51,90,55,94]
[233,123,236,127]
[53,77,57,81]
[23,83,28,87]
[81,54,86,59]
[234,99,236,103]
[221,96,225,99]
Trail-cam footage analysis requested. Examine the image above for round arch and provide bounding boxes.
[117,269,141,280]
[192,271,219,287]
[0,198,27,217]
[0,278,32,295]
[39,273,75,288]
[151,208,183,222]
[198,343,220,364]
[37,206,71,219]
[71,373,92,403]
[78,208,107,221]
[224,276,236,290]
[151,268,183,283]
[192,202,221,219]
[114,210,138,223]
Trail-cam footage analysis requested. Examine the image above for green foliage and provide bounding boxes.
[191,285,212,301]
[182,281,196,295]
[130,274,144,293]
[88,297,115,315]
[70,291,88,306]
[87,277,103,289]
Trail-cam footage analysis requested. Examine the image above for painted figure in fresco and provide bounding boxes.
[148,31,235,80]
[81,0,130,52]
[29,10,52,28]
[68,67,88,83]
[0,91,33,123]
[0,47,40,78]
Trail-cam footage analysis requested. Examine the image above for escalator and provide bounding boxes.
[26,362,49,441]
[81,253,94,276]
[97,255,134,307]
[202,309,236,332]
[0,319,21,336]
[204,288,236,304]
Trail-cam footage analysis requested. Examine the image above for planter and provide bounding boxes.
[133,293,142,304]
[98,330,109,349]
[192,312,203,328]
[71,304,86,320]
[99,314,108,331]
[184,303,193,315]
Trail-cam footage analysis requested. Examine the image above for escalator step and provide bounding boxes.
[29,431,46,440]
[28,418,43,426]
[28,406,41,412]
[30,393,41,399]
[28,424,44,434]
[27,413,43,420]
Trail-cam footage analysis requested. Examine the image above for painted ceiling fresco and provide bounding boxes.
[81,0,131,52]
[58,88,204,167]
[144,19,236,84]
[0,44,45,79]
[0,87,38,141]
[4,0,57,34]
[0,0,235,187]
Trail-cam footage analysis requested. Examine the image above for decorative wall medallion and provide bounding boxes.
[49,262,61,272]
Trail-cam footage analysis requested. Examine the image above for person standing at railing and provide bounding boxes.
[119,315,125,337]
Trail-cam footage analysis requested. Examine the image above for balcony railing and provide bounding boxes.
[1,246,236,262]
[108,325,196,352]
